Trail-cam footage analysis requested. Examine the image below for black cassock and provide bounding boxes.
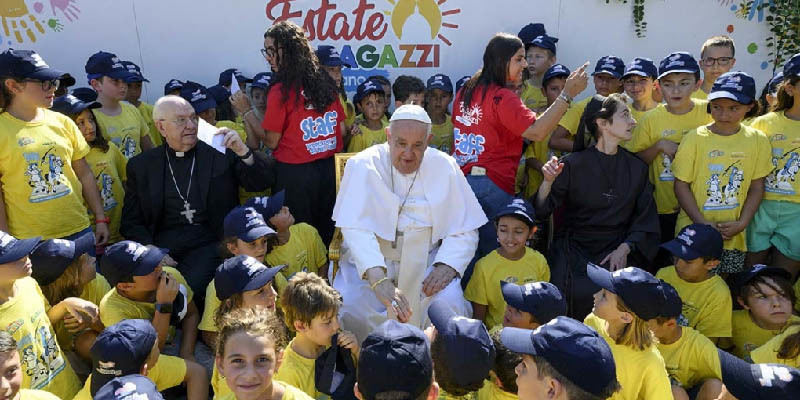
[535,146,659,319]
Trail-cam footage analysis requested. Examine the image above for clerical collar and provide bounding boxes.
[167,146,196,159]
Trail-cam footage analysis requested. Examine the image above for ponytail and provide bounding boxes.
[773,76,800,112]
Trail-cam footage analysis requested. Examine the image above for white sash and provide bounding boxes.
[378,227,432,328]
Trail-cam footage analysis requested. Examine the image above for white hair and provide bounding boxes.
[152,95,190,121]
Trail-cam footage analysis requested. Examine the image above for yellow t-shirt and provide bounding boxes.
[340,94,356,129]
[721,310,800,359]
[656,266,732,338]
[672,125,773,251]
[464,248,550,329]
[557,97,592,138]
[135,101,161,147]
[439,391,476,400]
[750,111,800,203]
[623,105,657,152]
[19,389,60,400]
[430,117,454,154]
[656,326,722,389]
[520,81,547,111]
[522,134,558,200]
[54,274,111,351]
[274,339,329,400]
[85,143,126,244]
[216,380,314,400]
[751,324,800,367]
[691,88,708,100]
[347,121,388,153]
[0,277,81,399]
[93,102,149,159]
[0,109,91,239]
[475,381,517,400]
[72,354,187,400]
[265,223,328,294]
[584,313,672,400]
[629,100,713,215]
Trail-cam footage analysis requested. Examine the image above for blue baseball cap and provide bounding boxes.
[426,74,453,94]
[85,51,134,81]
[179,81,217,114]
[163,79,183,95]
[353,78,385,105]
[732,264,792,296]
[30,232,94,286]
[70,87,98,102]
[500,317,618,397]
[652,280,683,320]
[428,300,495,388]
[59,73,76,88]
[223,206,276,242]
[244,190,286,220]
[768,71,784,95]
[95,375,164,400]
[719,349,800,399]
[708,71,757,104]
[121,61,149,83]
[51,94,101,116]
[455,75,470,94]
[90,319,157,396]
[658,52,700,79]
[501,281,566,324]
[587,263,662,320]
[219,68,251,87]
[207,84,231,104]
[517,23,546,45]
[251,72,273,90]
[316,45,353,68]
[592,56,625,79]
[100,241,165,287]
[528,35,558,55]
[358,320,433,400]
[0,231,40,265]
[784,53,800,78]
[0,49,67,81]
[214,255,284,301]
[494,198,535,226]
[661,223,723,261]
[623,57,657,79]
[542,64,570,87]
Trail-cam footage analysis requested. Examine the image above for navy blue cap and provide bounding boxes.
[768,71,784,95]
[121,61,148,83]
[30,232,94,286]
[163,79,183,95]
[455,76,470,94]
[719,349,800,399]
[587,263,662,320]
[90,319,157,396]
[85,51,134,81]
[784,53,800,78]
[661,223,723,261]
[732,264,792,296]
[426,74,453,94]
[517,23,546,45]
[501,317,617,397]
[100,241,165,287]
[542,64,570,87]
[623,57,658,79]
[428,300,495,388]
[708,71,757,104]
[353,78,385,105]
[528,35,558,55]
[179,81,217,114]
[223,206,276,242]
[60,73,76,88]
[51,94,101,116]
[501,281,566,324]
[219,68,252,87]
[316,45,352,68]
[0,231,40,265]
[592,56,625,79]
[71,87,98,102]
[358,320,433,400]
[652,280,683,319]
[214,255,284,301]
[0,49,67,81]
[494,198,535,226]
[244,190,286,220]
[658,52,700,79]
[251,72,273,90]
[207,84,230,104]
[95,375,164,400]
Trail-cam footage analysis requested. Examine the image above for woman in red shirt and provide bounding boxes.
[452,33,588,275]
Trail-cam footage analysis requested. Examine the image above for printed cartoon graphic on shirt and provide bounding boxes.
[453,102,485,166]
[18,324,67,390]
[95,168,117,211]
[765,146,800,195]
[704,160,743,210]
[108,133,137,159]
[23,149,70,203]
[660,157,674,181]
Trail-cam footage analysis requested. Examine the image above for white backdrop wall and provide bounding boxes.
[0,0,778,104]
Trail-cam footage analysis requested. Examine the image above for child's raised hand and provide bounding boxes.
[564,62,590,98]
[156,272,179,304]
[230,91,252,115]
[337,330,360,357]
[541,156,564,182]
[61,297,99,327]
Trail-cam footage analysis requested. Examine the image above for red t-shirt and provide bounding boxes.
[451,84,537,194]
[262,83,344,164]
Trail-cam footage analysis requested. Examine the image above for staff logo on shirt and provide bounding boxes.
[23,149,71,203]
[17,137,34,147]
[765,148,800,195]
[704,161,743,210]
[661,129,676,138]
[452,128,485,166]
[455,102,482,127]
[708,150,725,158]
[770,134,787,142]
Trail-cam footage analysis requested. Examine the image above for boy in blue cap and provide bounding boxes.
[657,224,732,342]
[718,348,800,399]
[229,71,274,157]
[425,73,454,153]
[479,330,521,400]
[500,281,565,329]
[122,61,161,147]
[500,316,620,400]
[347,78,388,153]
[164,79,183,96]
[622,57,659,125]
[95,375,164,400]
[521,35,558,111]
[0,331,62,400]
[86,51,153,159]
[179,81,218,126]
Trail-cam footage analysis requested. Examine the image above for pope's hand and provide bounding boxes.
[422,264,457,297]
[373,279,412,323]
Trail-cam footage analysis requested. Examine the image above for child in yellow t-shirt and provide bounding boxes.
[520,35,557,111]
[621,57,659,149]
[657,224,732,341]
[720,265,799,360]
[751,322,800,367]
[425,74,454,154]
[122,61,161,147]
[465,199,550,329]
[747,55,800,274]
[275,273,359,399]
[673,72,772,274]
[347,78,388,153]
[316,45,355,130]
[584,264,673,400]
[0,331,61,400]
[215,307,311,400]
[694,36,737,100]
[86,51,153,159]
[500,281,565,329]
[476,330,520,400]
[646,280,723,400]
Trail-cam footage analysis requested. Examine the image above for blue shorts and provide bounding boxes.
[747,199,800,260]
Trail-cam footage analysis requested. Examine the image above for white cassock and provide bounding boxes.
[331,143,487,341]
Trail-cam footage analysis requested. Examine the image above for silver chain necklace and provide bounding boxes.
[165,147,197,223]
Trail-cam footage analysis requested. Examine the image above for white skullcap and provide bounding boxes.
[390,104,432,124]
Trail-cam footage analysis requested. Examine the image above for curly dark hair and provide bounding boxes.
[264,21,338,112]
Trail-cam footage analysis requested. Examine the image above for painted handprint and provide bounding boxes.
[50,0,79,22]
[1,0,46,43]
[46,18,62,31]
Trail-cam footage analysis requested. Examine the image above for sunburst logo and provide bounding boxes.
[1,0,79,44]
[385,0,460,46]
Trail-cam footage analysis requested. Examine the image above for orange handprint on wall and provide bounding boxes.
[1,0,45,43]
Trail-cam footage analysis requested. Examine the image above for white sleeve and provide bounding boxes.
[342,227,387,279]
[433,229,478,276]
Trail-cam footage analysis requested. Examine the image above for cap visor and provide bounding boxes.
[657,69,697,79]
[73,231,96,257]
[707,91,753,104]
[60,75,76,87]
[592,70,621,79]
[106,70,136,81]
[266,190,286,219]
[500,327,538,355]
[242,264,285,292]
[659,240,702,261]
[239,225,277,242]
[193,99,218,114]
[500,281,527,310]
[427,84,453,93]
[427,299,457,330]
[586,263,615,293]
[28,68,67,81]
[0,236,41,264]
[718,349,761,399]
[133,247,165,276]
[623,71,650,78]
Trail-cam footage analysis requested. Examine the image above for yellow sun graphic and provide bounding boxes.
[385,0,460,46]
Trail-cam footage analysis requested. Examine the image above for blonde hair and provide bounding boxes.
[215,306,289,358]
[41,254,89,305]
[614,297,656,351]
[280,272,341,331]
[700,35,736,58]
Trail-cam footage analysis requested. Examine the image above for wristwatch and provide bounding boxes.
[155,303,173,314]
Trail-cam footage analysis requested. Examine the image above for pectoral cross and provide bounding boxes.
[181,201,196,224]
[392,230,404,249]
[602,188,618,203]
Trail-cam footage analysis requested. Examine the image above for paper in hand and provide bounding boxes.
[197,118,226,154]
[230,76,241,96]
